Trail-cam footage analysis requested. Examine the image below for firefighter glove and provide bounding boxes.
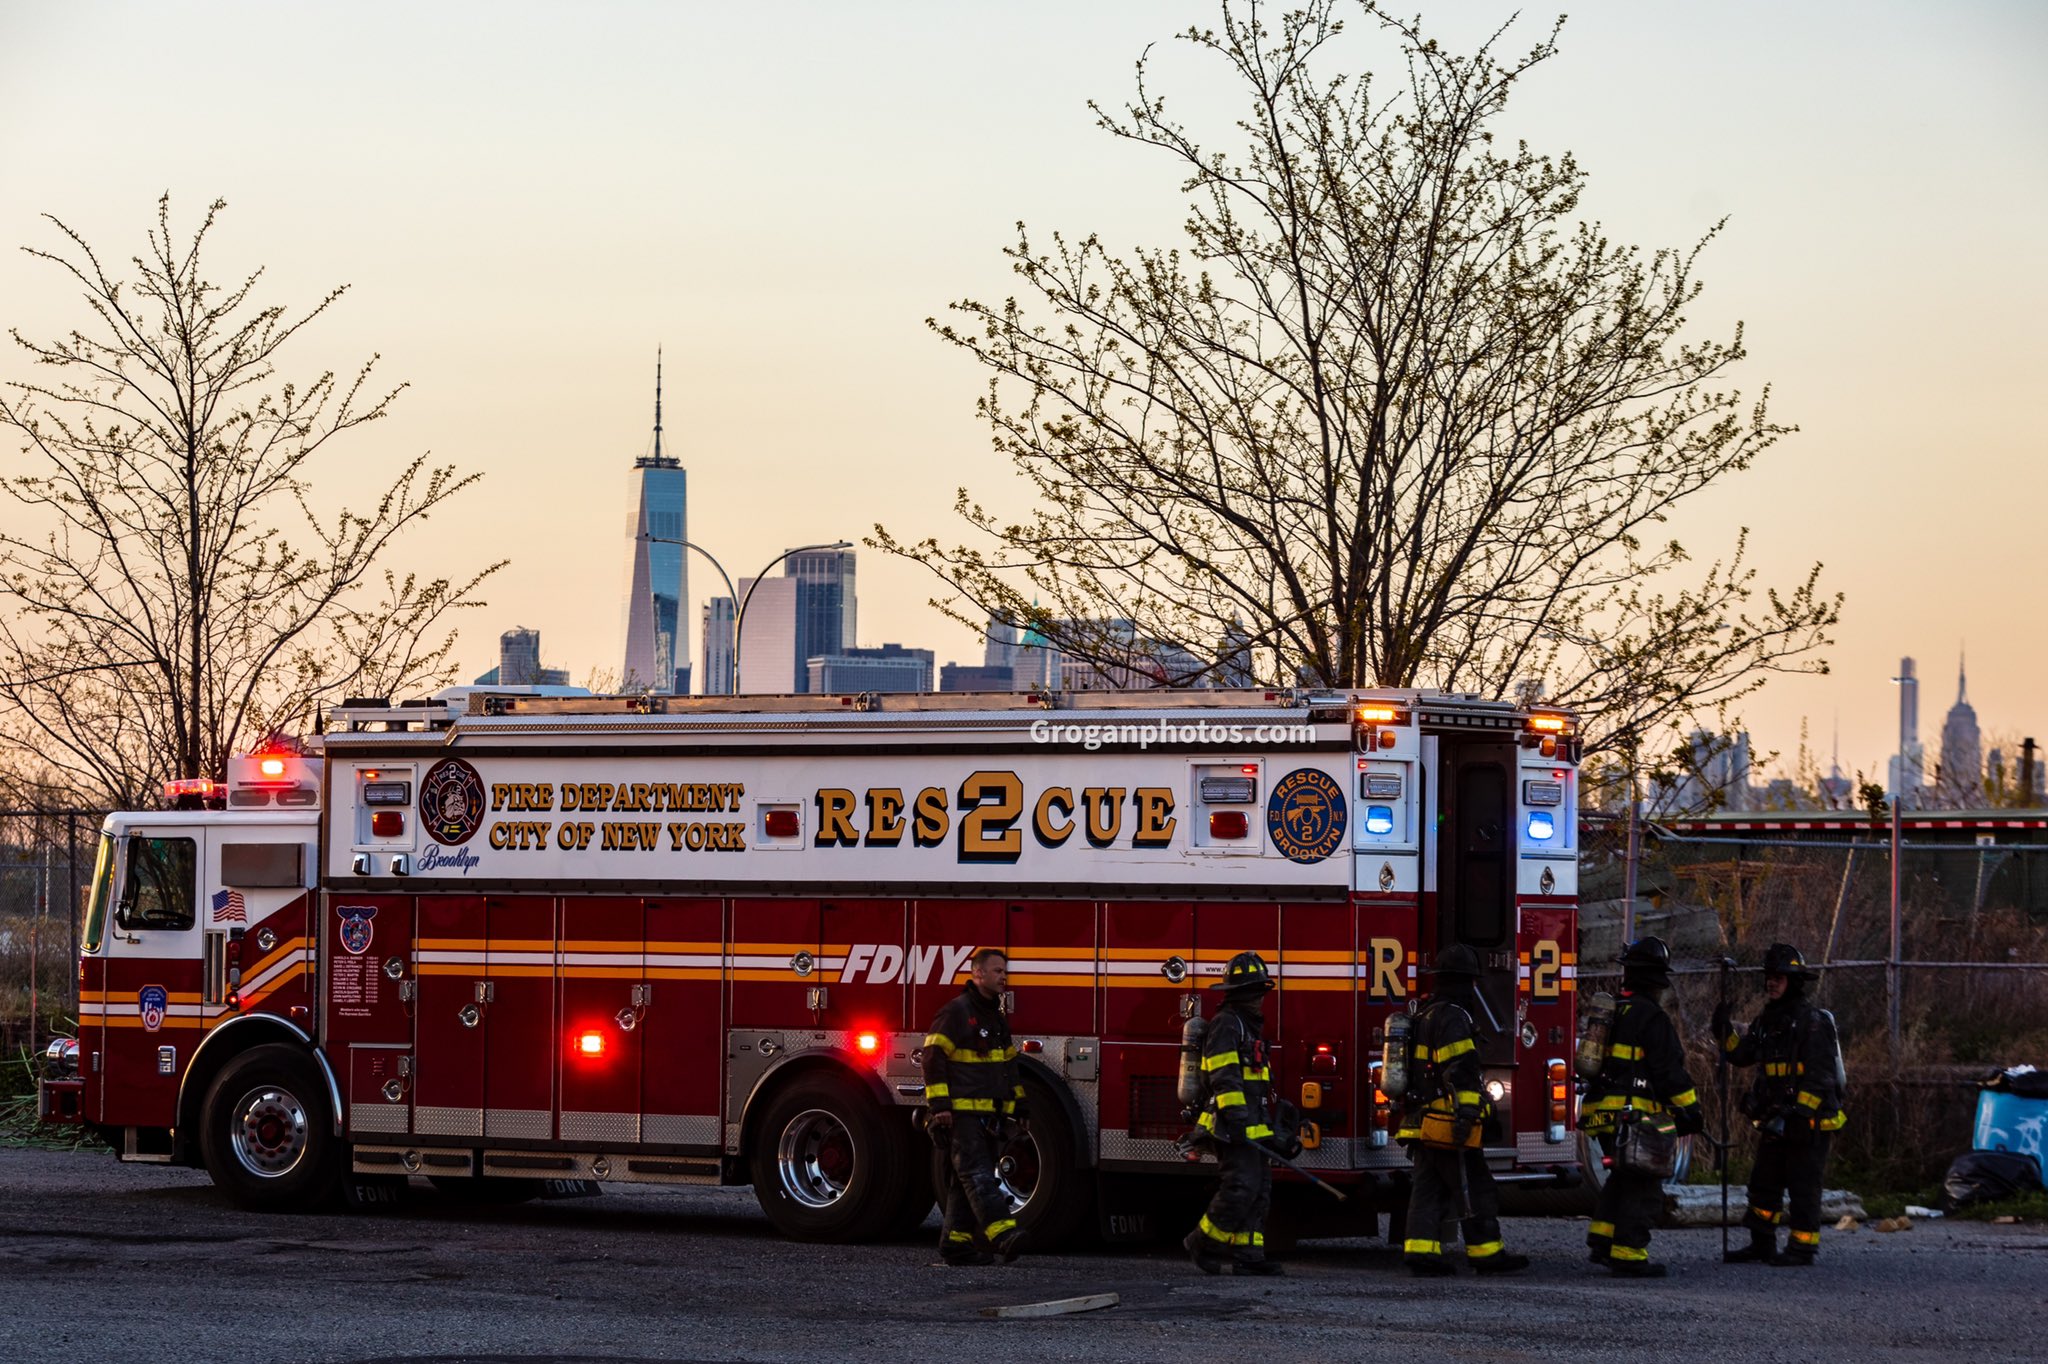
[1672,1105,1705,1137]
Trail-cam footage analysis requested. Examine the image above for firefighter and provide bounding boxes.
[1583,936,1704,1277]
[1713,942,1845,1267]
[1395,944,1531,1276]
[924,947,1029,1266]
[1183,950,1284,1276]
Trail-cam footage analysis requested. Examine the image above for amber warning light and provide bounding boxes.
[1528,713,1568,733]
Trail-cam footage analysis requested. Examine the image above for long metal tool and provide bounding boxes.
[1251,1138,1348,1202]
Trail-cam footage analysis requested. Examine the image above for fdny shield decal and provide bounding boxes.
[1266,768,1347,864]
[418,757,487,846]
[337,904,378,955]
[137,984,168,1033]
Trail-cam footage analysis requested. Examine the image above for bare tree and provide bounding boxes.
[0,194,501,805]
[877,0,1838,754]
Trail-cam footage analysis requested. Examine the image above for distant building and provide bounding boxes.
[736,576,799,693]
[984,617,1021,672]
[788,548,856,693]
[940,663,1016,692]
[620,352,691,694]
[1216,621,1257,687]
[1648,728,1752,814]
[498,626,542,687]
[1889,656,1923,808]
[1935,653,1983,808]
[700,597,736,696]
[808,644,934,694]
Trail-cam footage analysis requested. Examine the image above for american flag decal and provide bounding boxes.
[210,888,247,923]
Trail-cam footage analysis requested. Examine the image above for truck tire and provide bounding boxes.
[198,1043,341,1213]
[750,1071,908,1242]
[925,1076,1093,1249]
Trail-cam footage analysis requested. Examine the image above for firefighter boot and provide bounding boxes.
[990,1226,1029,1265]
[1608,1259,1669,1278]
[1769,1241,1817,1268]
[1183,1228,1229,1276]
[1724,1229,1777,1264]
[1471,1250,1531,1275]
[1403,1255,1457,1278]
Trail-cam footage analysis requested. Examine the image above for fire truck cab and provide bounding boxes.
[46,688,1582,1245]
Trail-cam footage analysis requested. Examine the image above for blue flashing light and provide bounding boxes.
[1364,805,1395,835]
[1526,811,1556,842]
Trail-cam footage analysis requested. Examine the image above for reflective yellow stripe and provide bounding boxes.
[1200,1215,1250,1246]
[1610,1244,1649,1262]
[947,1230,974,1243]
[1721,1034,1741,1053]
[1202,1052,1241,1071]
[1790,1229,1820,1245]
[1251,1232,1264,1247]
[1245,1124,1274,1140]
[1403,1239,1442,1255]
[1609,1043,1643,1060]
[1466,1241,1504,1258]
[953,1098,997,1112]
[1669,1090,1698,1107]
[1589,1221,1615,1238]
[925,1083,950,1098]
[923,1033,954,1053]
[1766,1062,1793,1076]
[1750,1205,1780,1223]
[1435,1037,1476,1060]
[1796,1091,1821,1109]
[1820,1111,1848,1131]
[1454,1091,1483,1106]
[1214,1090,1247,1108]
[985,1218,1017,1237]
[1197,1111,1218,1131]
[1242,1067,1271,1081]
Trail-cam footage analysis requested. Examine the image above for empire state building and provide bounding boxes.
[620,351,691,694]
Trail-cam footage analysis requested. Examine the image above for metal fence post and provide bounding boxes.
[66,812,81,1020]
[1888,793,1903,1065]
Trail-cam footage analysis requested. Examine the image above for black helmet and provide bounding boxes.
[1430,944,1483,980]
[1212,950,1275,993]
[1762,943,1820,980]
[1617,936,1673,974]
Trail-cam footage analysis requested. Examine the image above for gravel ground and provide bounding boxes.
[2,1147,2041,1363]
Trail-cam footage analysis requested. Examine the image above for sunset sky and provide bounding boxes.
[2,1,2043,786]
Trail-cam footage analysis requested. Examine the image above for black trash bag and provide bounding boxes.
[1981,1066,2048,1100]
[1940,1150,2044,1212]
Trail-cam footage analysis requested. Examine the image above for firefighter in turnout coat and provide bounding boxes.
[1584,937,1705,1277]
[1397,944,1530,1276]
[1183,951,1284,1276]
[924,947,1029,1265]
[1714,942,1846,1267]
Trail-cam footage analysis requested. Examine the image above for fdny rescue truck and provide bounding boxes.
[41,687,1583,1244]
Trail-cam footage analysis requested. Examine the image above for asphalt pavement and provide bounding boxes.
[2,1147,2040,1363]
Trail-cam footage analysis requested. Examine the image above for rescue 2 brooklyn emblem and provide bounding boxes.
[419,757,486,846]
[1266,767,1347,863]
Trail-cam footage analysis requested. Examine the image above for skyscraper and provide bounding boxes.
[620,351,691,694]
[787,548,856,692]
[1890,657,1922,807]
[1937,652,1982,808]
[701,597,736,697]
[498,626,541,686]
[736,576,799,693]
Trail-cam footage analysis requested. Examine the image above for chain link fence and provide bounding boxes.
[0,810,102,1060]
[1581,817,2048,1188]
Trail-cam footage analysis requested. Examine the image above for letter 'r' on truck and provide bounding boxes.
[44,686,1583,1245]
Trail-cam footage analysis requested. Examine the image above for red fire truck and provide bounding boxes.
[41,687,1583,1244]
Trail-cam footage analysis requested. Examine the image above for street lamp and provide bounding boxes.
[639,536,852,695]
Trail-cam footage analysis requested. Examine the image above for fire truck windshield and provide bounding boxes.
[79,833,115,954]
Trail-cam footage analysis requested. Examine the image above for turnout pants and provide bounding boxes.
[1196,1139,1273,1263]
[1744,1132,1833,1254]
[939,1118,1017,1253]
[1589,1134,1664,1265]
[1403,1146,1505,1265]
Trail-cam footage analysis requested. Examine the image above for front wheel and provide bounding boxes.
[749,1072,909,1242]
[199,1044,340,1212]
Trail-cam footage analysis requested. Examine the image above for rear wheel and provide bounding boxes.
[199,1044,340,1212]
[749,1071,908,1242]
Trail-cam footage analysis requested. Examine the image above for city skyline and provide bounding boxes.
[2,2,2043,769]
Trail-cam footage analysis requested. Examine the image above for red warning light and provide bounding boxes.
[577,1030,605,1058]
[856,1032,880,1054]
[258,756,288,778]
